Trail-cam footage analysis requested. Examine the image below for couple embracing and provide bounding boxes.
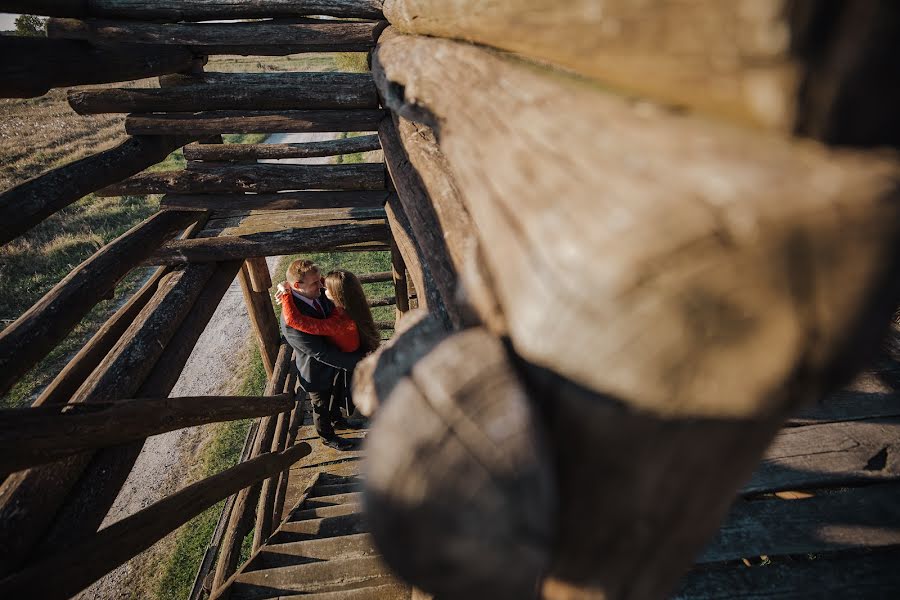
[276,259,380,451]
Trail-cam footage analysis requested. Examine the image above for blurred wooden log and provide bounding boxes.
[0,263,217,576]
[359,271,393,284]
[373,30,900,597]
[48,18,382,54]
[3,0,384,20]
[382,0,900,145]
[0,210,201,398]
[364,327,555,599]
[125,110,386,136]
[69,73,377,114]
[99,163,385,196]
[202,206,386,232]
[0,135,193,246]
[369,296,396,308]
[0,394,293,474]
[182,135,381,162]
[0,442,312,600]
[147,222,389,264]
[379,117,465,328]
[0,36,194,98]
[161,191,389,212]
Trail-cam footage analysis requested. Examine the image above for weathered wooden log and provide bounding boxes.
[161,191,389,213]
[239,263,280,377]
[182,135,381,162]
[69,73,377,114]
[0,394,293,474]
[48,18,381,54]
[272,387,302,526]
[202,207,387,235]
[125,109,386,136]
[364,327,555,599]
[3,0,384,20]
[0,442,312,600]
[147,222,390,265]
[99,163,385,196]
[372,31,900,597]
[0,135,193,246]
[390,239,410,320]
[0,210,202,398]
[254,410,289,551]
[0,36,195,99]
[368,296,396,308]
[382,0,900,145]
[244,257,272,294]
[359,271,393,284]
[0,263,216,576]
[33,262,243,556]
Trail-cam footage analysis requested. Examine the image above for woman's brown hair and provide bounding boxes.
[325,269,380,353]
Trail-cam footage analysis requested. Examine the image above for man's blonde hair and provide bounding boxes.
[286,259,319,285]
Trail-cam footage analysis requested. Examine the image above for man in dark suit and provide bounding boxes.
[280,259,363,451]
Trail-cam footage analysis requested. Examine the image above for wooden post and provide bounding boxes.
[390,237,409,321]
[238,262,280,377]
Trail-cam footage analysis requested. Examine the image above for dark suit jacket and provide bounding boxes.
[280,289,364,392]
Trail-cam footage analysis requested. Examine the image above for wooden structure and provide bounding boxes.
[1,1,899,599]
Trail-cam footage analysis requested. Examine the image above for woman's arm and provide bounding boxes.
[281,294,358,337]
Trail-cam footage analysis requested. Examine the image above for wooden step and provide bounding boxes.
[230,555,393,599]
[292,502,363,522]
[302,492,364,509]
[271,513,369,544]
[269,582,412,600]
[247,533,376,571]
[309,482,364,498]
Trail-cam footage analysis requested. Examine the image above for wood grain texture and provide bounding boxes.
[0,394,293,474]
[374,30,900,419]
[99,163,386,196]
[125,110,386,136]
[161,191,388,213]
[364,327,555,599]
[183,135,381,162]
[69,73,378,114]
[0,135,192,245]
[0,0,384,20]
[0,210,201,398]
[48,18,382,54]
[0,36,194,98]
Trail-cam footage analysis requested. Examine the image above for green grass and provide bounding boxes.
[334,52,369,73]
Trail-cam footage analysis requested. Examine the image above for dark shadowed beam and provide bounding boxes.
[182,135,381,162]
[125,109,386,136]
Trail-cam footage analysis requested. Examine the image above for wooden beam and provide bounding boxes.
[0,263,217,577]
[201,207,387,233]
[99,163,385,196]
[0,210,202,398]
[3,0,384,20]
[124,109,386,136]
[146,222,390,265]
[0,443,313,600]
[244,257,273,294]
[69,73,378,114]
[0,135,191,246]
[390,240,410,320]
[0,394,293,474]
[381,0,900,145]
[183,135,381,162]
[238,263,280,377]
[48,18,381,54]
[369,296,396,308]
[31,261,244,559]
[161,191,389,212]
[0,36,195,99]
[358,271,393,284]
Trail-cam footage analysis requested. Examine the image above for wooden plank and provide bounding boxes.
[0,394,293,474]
[373,30,900,420]
[0,210,202,398]
[359,271,393,284]
[675,548,900,599]
[99,163,385,196]
[125,109,386,136]
[381,0,900,145]
[744,417,900,494]
[0,36,194,99]
[147,222,390,265]
[0,263,217,577]
[699,483,900,563]
[48,18,381,54]
[239,264,280,377]
[182,135,381,162]
[161,191,388,212]
[364,327,555,598]
[202,206,387,231]
[4,0,384,20]
[379,117,464,328]
[0,443,313,600]
[69,73,377,114]
[787,390,900,426]
[0,135,192,245]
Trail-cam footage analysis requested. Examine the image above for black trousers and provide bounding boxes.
[308,389,336,439]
